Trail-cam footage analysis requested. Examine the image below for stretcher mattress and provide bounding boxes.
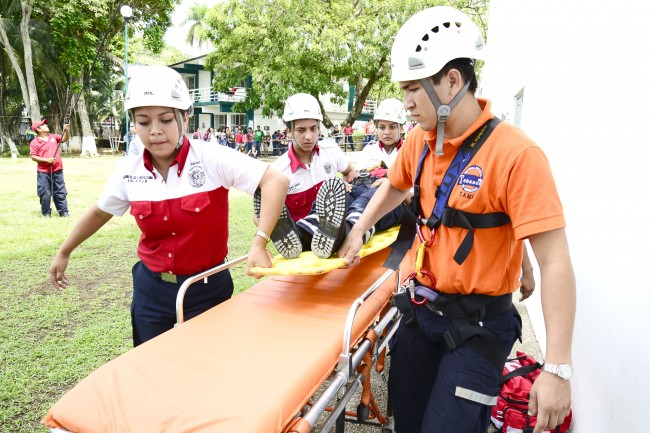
[251,226,399,276]
[42,249,397,433]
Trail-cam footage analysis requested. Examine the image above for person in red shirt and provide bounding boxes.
[29,119,70,217]
[48,65,288,346]
[339,6,575,433]
[342,122,354,152]
[363,120,376,147]
[234,128,244,152]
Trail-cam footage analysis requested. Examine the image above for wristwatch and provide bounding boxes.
[542,362,573,380]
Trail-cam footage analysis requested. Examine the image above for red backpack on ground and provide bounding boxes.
[491,351,573,433]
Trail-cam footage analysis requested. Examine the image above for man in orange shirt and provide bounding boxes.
[339,6,575,433]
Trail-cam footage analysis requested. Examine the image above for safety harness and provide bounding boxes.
[387,117,521,370]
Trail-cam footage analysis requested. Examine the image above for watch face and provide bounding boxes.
[558,364,573,379]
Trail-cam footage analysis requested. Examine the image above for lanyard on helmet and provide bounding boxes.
[419,78,471,156]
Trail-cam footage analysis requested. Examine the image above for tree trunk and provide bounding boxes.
[20,0,40,122]
[76,76,99,156]
[0,119,20,159]
[344,58,387,126]
[0,15,32,120]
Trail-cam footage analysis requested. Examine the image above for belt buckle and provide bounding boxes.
[161,272,177,283]
[425,302,444,316]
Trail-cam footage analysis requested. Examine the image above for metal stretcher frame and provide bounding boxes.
[42,249,403,433]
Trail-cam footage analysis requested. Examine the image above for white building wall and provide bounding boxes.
[198,70,212,89]
[481,1,650,431]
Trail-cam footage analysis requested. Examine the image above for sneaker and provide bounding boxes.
[60,212,70,217]
[43,213,51,218]
[312,177,349,258]
[253,188,303,259]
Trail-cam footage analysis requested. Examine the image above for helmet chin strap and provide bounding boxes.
[174,109,184,150]
[419,78,471,156]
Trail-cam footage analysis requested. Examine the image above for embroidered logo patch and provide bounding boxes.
[457,165,483,194]
[324,162,333,174]
[188,165,206,188]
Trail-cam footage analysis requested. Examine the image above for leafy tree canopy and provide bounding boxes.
[129,36,187,67]
[203,0,488,127]
[45,0,179,77]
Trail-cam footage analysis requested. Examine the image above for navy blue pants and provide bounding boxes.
[388,305,521,433]
[345,135,354,152]
[37,170,68,216]
[131,261,234,346]
[349,183,404,232]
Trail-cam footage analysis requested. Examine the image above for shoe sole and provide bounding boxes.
[312,178,348,258]
[255,188,302,259]
[253,188,262,220]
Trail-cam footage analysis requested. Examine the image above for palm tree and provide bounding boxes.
[182,3,212,50]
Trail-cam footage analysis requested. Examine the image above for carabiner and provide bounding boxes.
[415,224,430,246]
[416,268,436,289]
[415,241,426,274]
[411,294,428,306]
[402,270,437,306]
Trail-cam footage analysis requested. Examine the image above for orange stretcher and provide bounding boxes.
[42,249,404,433]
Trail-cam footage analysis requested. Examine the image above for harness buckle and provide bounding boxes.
[443,330,458,351]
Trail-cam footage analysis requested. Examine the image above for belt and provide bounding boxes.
[424,291,513,320]
[156,272,197,284]
[146,265,216,285]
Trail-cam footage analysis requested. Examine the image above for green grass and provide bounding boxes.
[0,154,263,432]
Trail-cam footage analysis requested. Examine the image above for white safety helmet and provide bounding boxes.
[283,93,323,122]
[125,65,193,149]
[374,98,407,124]
[125,65,193,112]
[390,6,486,82]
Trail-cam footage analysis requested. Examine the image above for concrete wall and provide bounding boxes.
[481,1,650,430]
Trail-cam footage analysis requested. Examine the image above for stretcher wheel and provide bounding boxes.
[356,403,369,422]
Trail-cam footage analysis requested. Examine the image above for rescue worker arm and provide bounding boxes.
[49,204,113,289]
[31,154,55,164]
[340,163,358,183]
[61,124,70,143]
[526,227,575,433]
[338,180,410,264]
[247,167,289,277]
[519,244,536,301]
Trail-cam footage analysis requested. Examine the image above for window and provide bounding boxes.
[215,115,227,130]
[189,115,198,134]
[514,88,524,127]
[185,76,196,91]
[232,114,246,129]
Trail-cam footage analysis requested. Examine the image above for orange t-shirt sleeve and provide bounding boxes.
[504,146,566,240]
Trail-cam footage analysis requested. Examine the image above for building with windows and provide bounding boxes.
[168,55,377,136]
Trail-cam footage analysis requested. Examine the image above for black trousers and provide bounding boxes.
[36,170,68,216]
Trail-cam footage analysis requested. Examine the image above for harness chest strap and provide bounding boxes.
[384,117,506,270]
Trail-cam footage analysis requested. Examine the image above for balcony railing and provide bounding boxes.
[362,100,377,115]
[188,86,247,104]
[323,99,378,115]
[188,86,377,116]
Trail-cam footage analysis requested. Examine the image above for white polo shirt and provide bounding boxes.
[98,137,267,274]
[271,139,349,221]
[357,139,403,170]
